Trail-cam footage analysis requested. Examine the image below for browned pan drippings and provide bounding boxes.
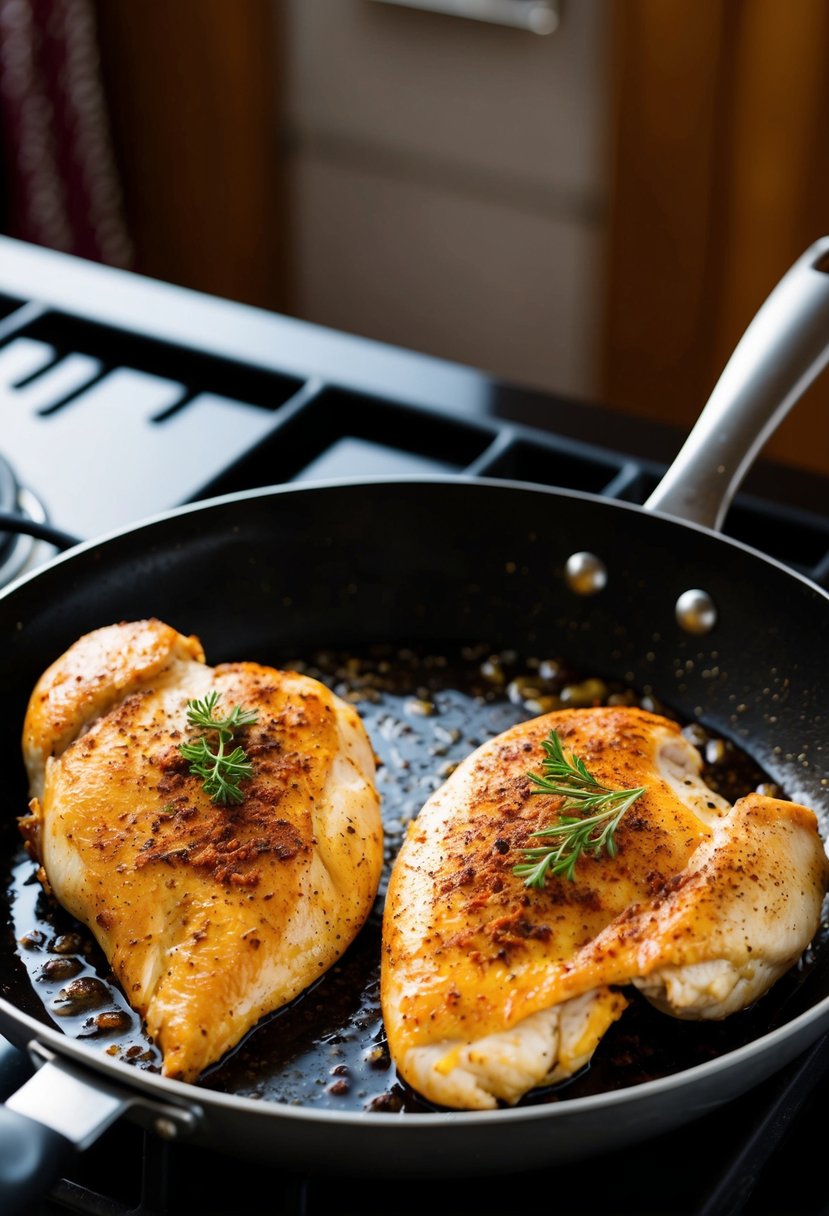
[8,644,827,1113]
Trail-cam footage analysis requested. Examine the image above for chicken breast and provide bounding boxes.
[20,619,383,1082]
[381,707,828,1110]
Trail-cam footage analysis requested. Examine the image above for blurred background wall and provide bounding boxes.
[1,0,828,473]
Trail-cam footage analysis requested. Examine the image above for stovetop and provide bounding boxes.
[1,235,829,1216]
[1,238,828,571]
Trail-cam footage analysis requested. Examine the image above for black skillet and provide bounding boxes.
[1,241,829,1213]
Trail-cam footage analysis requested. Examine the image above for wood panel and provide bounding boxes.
[709,0,829,473]
[92,0,289,311]
[603,0,829,475]
[601,0,728,424]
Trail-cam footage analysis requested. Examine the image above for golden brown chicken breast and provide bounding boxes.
[20,619,383,1082]
[381,707,828,1110]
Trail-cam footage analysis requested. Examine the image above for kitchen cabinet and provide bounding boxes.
[283,0,610,401]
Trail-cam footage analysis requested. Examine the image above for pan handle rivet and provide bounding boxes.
[154,1117,179,1140]
[676,589,717,635]
[565,551,607,596]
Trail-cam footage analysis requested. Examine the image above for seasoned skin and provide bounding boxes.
[381,707,828,1110]
[23,619,205,802]
[20,621,383,1082]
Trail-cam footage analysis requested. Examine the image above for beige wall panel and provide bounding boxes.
[292,154,603,400]
[285,0,610,208]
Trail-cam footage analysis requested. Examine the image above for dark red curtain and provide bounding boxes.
[0,0,132,266]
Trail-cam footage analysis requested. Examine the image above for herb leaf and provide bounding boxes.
[185,691,258,734]
[513,730,645,888]
[179,692,258,805]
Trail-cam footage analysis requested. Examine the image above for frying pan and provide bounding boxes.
[1,240,829,1213]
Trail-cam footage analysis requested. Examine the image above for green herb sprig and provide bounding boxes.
[179,691,259,805]
[513,730,645,888]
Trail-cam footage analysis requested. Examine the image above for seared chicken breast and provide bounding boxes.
[381,707,828,1110]
[21,619,383,1082]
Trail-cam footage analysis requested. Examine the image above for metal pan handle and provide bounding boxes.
[645,237,829,531]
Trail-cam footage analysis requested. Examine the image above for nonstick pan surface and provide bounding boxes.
[1,475,829,1180]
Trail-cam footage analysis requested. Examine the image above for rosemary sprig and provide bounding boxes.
[513,730,645,888]
[179,691,259,805]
